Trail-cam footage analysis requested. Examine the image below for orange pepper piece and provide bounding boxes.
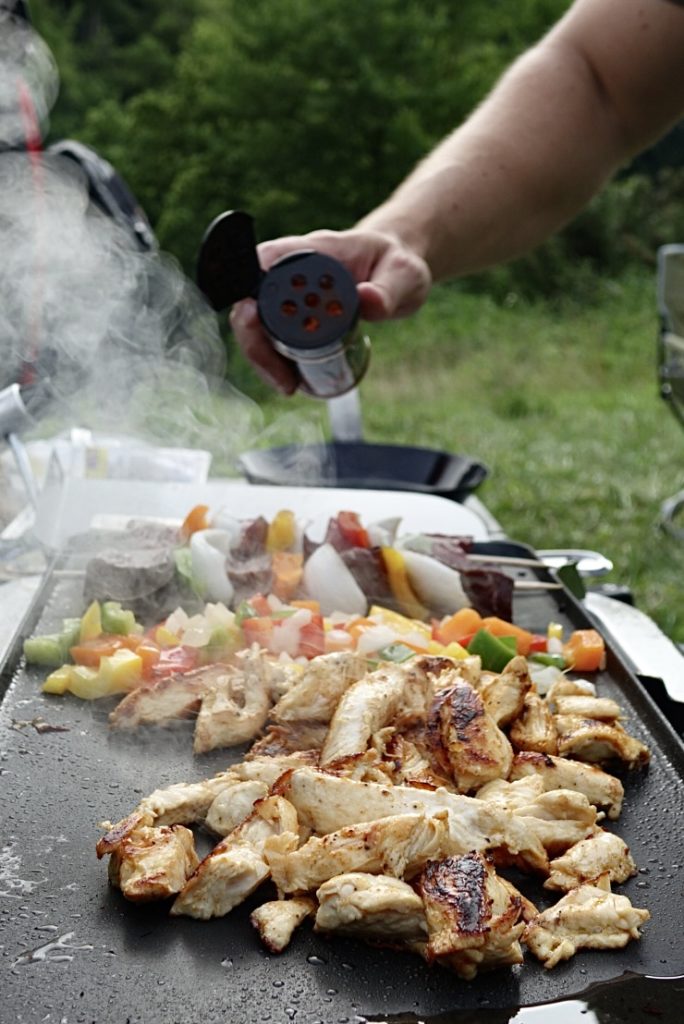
[272,551,304,601]
[480,616,534,656]
[434,607,483,645]
[180,504,210,539]
[563,629,606,672]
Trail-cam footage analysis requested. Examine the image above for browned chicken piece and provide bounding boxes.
[315,872,428,945]
[415,853,525,979]
[101,823,199,903]
[429,655,483,690]
[250,896,316,952]
[553,696,623,720]
[514,791,598,856]
[370,728,455,789]
[247,723,328,758]
[265,812,450,894]
[480,655,531,727]
[136,770,238,826]
[236,749,320,779]
[524,872,650,968]
[271,651,368,722]
[553,715,650,768]
[280,768,548,874]
[546,677,597,702]
[320,661,429,765]
[204,780,270,836]
[426,677,513,792]
[509,751,624,820]
[109,663,232,730]
[509,692,558,755]
[544,830,638,891]
[171,795,299,919]
[499,877,539,922]
[476,778,598,855]
[193,648,273,754]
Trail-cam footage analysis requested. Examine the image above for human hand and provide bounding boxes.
[229,228,432,394]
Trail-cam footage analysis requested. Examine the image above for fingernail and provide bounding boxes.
[230,298,257,328]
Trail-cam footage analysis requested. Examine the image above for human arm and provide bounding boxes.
[232,0,684,392]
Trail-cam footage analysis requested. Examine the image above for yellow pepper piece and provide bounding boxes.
[368,604,431,640]
[547,621,564,641]
[267,509,296,551]
[42,666,72,695]
[97,649,143,694]
[66,665,106,699]
[379,549,430,622]
[427,639,468,660]
[79,600,102,643]
[155,625,181,647]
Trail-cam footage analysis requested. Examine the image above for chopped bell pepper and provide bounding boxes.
[272,551,304,601]
[337,511,371,549]
[79,601,102,643]
[180,503,210,539]
[267,509,297,551]
[563,629,606,672]
[467,629,517,673]
[480,617,534,656]
[433,607,482,645]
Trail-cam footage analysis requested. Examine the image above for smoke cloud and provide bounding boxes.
[0,18,329,491]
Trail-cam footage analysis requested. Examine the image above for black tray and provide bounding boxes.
[1,537,683,1024]
[239,441,489,502]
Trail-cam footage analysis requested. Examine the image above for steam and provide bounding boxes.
[0,14,332,519]
[0,14,58,147]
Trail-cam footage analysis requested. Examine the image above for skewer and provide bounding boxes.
[466,553,548,569]
[49,567,564,592]
[513,580,563,591]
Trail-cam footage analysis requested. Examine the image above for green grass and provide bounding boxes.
[230,270,684,643]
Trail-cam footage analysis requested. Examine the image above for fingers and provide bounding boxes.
[230,228,433,396]
[229,298,299,395]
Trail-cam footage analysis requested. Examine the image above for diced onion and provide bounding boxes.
[269,608,312,657]
[302,543,367,617]
[355,625,398,656]
[181,614,214,648]
[400,549,469,615]
[165,607,189,635]
[203,602,235,628]
[528,662,565,694]
[190,529,234,604]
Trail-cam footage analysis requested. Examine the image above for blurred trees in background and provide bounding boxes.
[30,0,684,299]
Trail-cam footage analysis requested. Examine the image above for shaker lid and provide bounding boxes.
[258,250,359,351]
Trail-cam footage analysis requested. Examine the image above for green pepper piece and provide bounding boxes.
[377,642,416,663]
[467,629,516,673]
[101,601,141,636]
[529,652,568,669]
[235,600,258,626]
[23,635,68,668]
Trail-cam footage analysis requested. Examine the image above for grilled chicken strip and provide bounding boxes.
[99,824,199,903]
[553,696,622,720]
[171,795,298,919]
[266,813,449,894]
[509,751,624,820]
[426,677,513,792]
[250,896,316,952]
[544,830,637,891]
[524,872,649,968]
[477,778,598,855]
[280,768,548,873]
[546,677,596,703]
[272,651,368,722]
[509,692,558,755]
[480,655,531,727]
[247,723,328,758]
[321,661,429,765]
[193,648,273,753]
[109,663,231,730]
[371,728,454,789]
[205,780,270,836]
[315,872,428,944]
[415,853,525,979]
[553,716,650,768]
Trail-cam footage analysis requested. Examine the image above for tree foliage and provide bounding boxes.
[28,0,684,293]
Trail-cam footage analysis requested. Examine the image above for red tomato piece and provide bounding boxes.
[337,510,370,549]
[146,645,200,681]
[298,614,325,658]
[528,634,548,653]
